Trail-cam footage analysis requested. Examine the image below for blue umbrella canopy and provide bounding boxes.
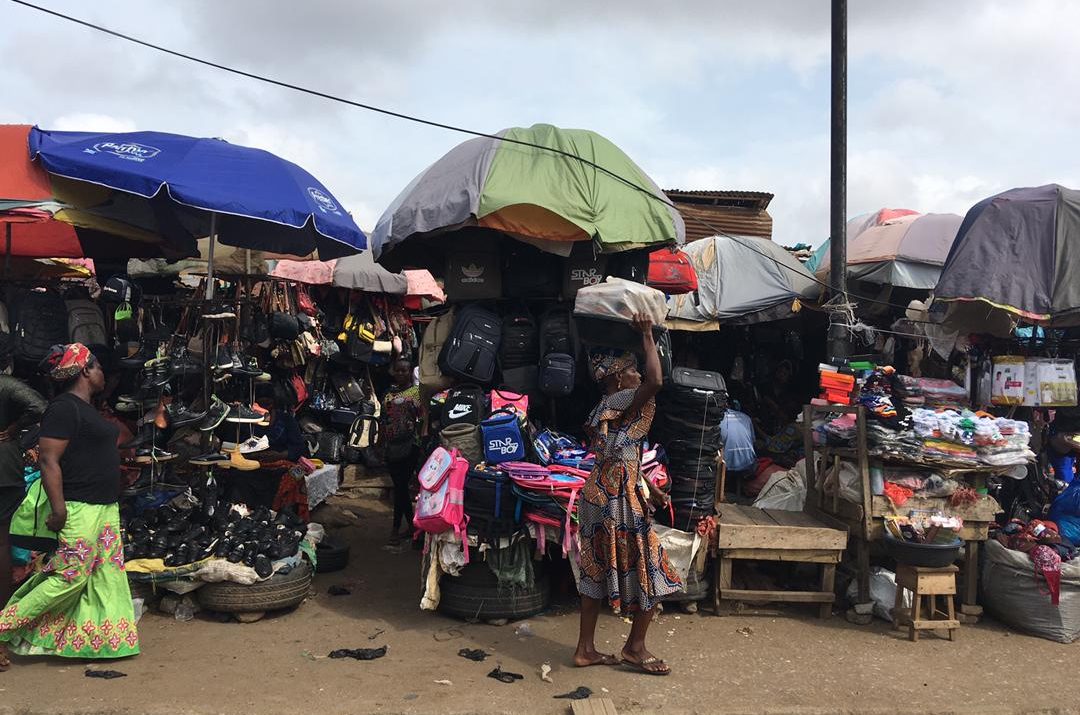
[28,127,367,260]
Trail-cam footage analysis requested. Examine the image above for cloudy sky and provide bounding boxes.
[2,0,1077,247]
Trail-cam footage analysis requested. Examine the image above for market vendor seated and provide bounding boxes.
[1048,407,1080,484]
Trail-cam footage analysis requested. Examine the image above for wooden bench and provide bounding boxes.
[714,503,849,618]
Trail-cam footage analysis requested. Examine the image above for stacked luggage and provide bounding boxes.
[653,367,727,530]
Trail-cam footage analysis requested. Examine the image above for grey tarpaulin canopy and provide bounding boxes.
[666,235,822,330]
[331,251,409,293]
[934,184,1080,333]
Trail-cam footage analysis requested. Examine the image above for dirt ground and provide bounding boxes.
[1,498,1078,715]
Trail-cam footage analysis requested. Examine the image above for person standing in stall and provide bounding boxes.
[0,335,47,624]
[0,344,138,669]
[574,314,680,676]
[379,356,424,545]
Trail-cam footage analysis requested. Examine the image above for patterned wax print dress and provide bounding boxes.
[576,389,681,612]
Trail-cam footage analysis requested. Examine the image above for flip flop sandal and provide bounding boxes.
[621,656,671,676]
[574,653,619,667]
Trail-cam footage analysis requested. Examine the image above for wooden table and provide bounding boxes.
[713,503,849,618]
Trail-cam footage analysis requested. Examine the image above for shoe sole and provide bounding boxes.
[131,453,178,464]
[225,416,265,424]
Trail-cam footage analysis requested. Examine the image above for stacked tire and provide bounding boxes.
[654,368,727,531]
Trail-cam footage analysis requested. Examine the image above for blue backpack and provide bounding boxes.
[481,409,526,463]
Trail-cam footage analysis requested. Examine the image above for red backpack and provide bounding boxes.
[647,247,698,295]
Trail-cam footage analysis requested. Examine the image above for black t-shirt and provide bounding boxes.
[39,393,121,505]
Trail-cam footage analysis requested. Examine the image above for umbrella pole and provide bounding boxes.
[206,213,218,301]
[3,224,10,279]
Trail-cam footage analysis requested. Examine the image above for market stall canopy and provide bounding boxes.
[666,234,821,329]
[0,124,168,259]
[270,258,338,285]
[127,240,312,278]
[934,184,1080,330]
[804,208,918,273]
[370,123,684,260]
[269,254,444,301]
[813,212,963,290]
[332,251,409,293]
[27,127,367,260]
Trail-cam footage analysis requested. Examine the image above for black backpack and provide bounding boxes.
[438,305,502,385]
[504,242,560,299]
[464,466,519,542]
[499,307,538,369]
[539,308,576,359]
[539,353,575,397]
[13,289,68,363]
[442,385,487,427]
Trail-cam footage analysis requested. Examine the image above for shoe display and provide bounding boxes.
[132,446,177,464]
[212,345,235,373]
[199,398,230,431]
[166,402,209,429]
[203,306,237,320]
[120,426,157,451]
[220,435,270,454]
[228,449,261,472]
[225,403,264,424]
[189,453,231,467]
[115,394,141,413]
[140,360,173,390]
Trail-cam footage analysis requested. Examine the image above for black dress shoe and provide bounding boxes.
[166,402,209,428]
[254,554,272,578]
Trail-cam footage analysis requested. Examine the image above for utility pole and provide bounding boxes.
[828,0,849,360]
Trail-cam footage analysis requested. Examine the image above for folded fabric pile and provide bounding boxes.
[894,375,925,408]
[912,408,1033,466]
[917,378,968,408]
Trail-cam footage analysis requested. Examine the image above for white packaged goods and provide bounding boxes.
[572,277,668,325]
[991,355,1025,406]
[1038,358,1078,407]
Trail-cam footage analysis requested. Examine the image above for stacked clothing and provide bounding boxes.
[912,408,1033,467]
[917,378,969,409]
[893,375,925,408]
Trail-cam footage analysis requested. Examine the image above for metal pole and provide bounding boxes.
[828,0,849,360]
[3,223,11,279]
[205,213,218,300]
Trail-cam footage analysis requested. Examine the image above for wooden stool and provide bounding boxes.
[893,564,959,642]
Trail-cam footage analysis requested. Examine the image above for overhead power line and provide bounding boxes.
[10,0,927,316]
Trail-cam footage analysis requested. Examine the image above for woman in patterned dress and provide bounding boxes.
[573,314,681,676]
[0,344,138,669]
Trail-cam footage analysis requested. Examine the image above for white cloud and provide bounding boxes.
[51,113,138,133]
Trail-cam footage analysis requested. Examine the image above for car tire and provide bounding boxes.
[315,536,350,573]
[439,561,549,621]
[197,561,313,613]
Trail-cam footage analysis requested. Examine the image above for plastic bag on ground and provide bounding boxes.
[752,460,808,511]
[845,566,909,621]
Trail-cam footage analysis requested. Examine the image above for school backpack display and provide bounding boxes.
[539,308,575,358]
[490,389,529,422]
[414,446,470,542]
[12,289,68,363]
[438,305,502,385]
[539,353,575,397]
[647,247,699,295]
[445,235,502,301]
[441,385,486,427]
[464,465,520,541]
[481,409,526,464]
[561,241,609,300]
[499,307,538,369]
[65,299,109,349]
[504,242,561,299]
[418,308,455,399]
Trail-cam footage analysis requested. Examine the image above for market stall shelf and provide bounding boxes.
[713,503,848,618]
[803,405,1000,623]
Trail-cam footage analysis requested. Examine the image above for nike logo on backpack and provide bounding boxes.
[447,405,473,420]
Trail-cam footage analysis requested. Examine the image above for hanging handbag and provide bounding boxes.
[269,283,301,340]
[297,284,318,317]
[9,477,59,553]
[289,373,309,407]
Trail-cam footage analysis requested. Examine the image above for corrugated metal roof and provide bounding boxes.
[671,201,773,242]
[665,189,774,210]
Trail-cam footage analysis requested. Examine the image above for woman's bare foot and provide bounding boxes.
[620,647,670,675]
[572,646,619,668]
[0,645,11,672]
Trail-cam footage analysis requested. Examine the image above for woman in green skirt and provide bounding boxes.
[0,343,138,669]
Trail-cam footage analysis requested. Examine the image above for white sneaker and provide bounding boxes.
[220,435,270,454]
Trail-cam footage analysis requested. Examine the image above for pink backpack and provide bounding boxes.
[490,389,529,421]
[413,446,470,543]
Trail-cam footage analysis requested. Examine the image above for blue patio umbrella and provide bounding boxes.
[28,127,367,297]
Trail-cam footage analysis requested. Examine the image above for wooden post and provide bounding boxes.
[819,563,836,619]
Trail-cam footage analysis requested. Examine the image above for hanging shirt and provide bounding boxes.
[720,409,757,472]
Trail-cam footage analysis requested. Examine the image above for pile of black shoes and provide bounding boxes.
[122,505,307,579]
[653,367,728,531]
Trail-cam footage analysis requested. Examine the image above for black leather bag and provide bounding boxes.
[539,353,575,397]
[438,305,502,384]
[269,312,301,341]
[316,431,345,463]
